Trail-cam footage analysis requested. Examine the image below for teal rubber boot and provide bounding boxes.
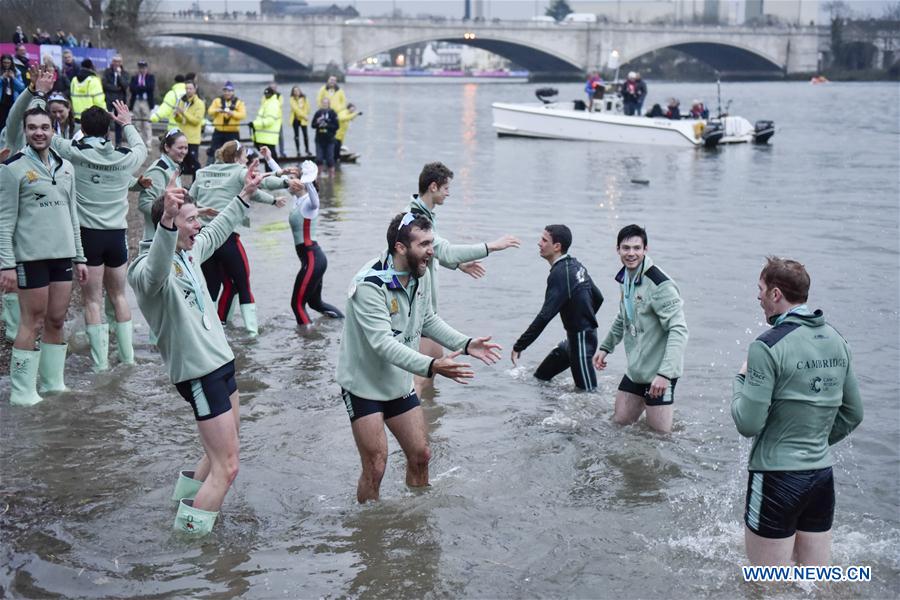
[9,348,43,406]
[2,293,20,342]
[173,499,218,535]
[224,300,238,326]
[171,470,203,502]
[85,323,110,372]
[148,326,158,346]
[114,320,135,365]
[104,294,116,325]
[37,342,69,394]
[240,303,258,337]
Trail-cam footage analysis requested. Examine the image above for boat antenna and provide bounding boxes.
[715,71,722,118]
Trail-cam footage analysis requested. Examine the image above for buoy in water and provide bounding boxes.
[631,178,650,185]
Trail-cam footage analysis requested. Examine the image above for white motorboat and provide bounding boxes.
[491,89,774,149]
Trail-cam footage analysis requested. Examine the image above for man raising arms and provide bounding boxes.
[593,225,688,433]
[336,213,502,503]
[732,257,862,566]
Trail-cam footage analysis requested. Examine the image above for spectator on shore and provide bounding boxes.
[252,84,283,166]
[289,86,310,156]
[70,58,105,123]
[129,60,155,146]
[207,80,246,158]
[172,80,205,178]
[55,30,67,45]
[334,102,359,167]
[103,55,129,145]
[80,36,92,48]
[0,54,25,130]
[66,32,78,47]
[42,55,68,96]
[13,26,27,45]
[13,45,30,84]
[61,49,78,82]
[316,75,346,111]
[311,97,339,178]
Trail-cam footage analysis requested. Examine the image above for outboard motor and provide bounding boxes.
[753,120,775,144]
[701,121,724,148]
[535,87,558,104]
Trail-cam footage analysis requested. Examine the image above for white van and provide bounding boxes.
[563,13,598,23]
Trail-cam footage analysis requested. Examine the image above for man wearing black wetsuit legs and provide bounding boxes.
[511,225,603,390]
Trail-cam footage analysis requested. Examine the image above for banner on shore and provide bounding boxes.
[0,43,118,69]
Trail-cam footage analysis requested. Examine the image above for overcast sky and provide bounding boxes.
[156,1,899,20]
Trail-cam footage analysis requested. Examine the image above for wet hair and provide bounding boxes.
[544,224,572,254]
[760,256,810,304]
[160,128,187,151]
[418,162,453,196]
[151,190,194,227]
[79,106,111,137]
[387,212,432,255]
[214,139,244,163]
[616,224,648,247]
[22,106,52,127]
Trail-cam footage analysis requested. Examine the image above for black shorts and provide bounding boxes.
[341,388,420,423]
[15,258,73,289]
[619,374,677,406]
[81,228,128,267]
[744,468,835,538]
[175,360,237,421]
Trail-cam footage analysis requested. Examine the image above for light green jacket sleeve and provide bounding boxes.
[731,341,776,438]
[432,234,488,270]
[0,165,18,269]
[194,196,249,263]
[130,224,177,295]
[354,284,434,377]
[50,134,75,161]
[599,309,624,353]
[121,124,148,168]
[2,88,39,151]
[652,282,689,379]
[422,309,469,353]
[828,362,863,445]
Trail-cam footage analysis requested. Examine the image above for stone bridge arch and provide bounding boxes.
[147,31,311,75]
[350,35,583,73]
[621,39,784,75]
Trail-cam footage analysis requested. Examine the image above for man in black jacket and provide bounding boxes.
[512,225,603,391]
[102,55,129,145]
[129,60,155,145]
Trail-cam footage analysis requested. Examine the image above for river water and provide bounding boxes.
[1,80,898,598]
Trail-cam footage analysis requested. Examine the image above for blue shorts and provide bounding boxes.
[744,468,835,538]
[175,361,237,421]
[341,388,420,423]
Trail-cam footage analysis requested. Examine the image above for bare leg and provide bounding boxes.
[645,404,674,433]
[351,412,388,503]
[414,337,443,397]
[794,530,831,565]
[194,388,241,482]
[15,286,49,350]
[81,265,105,325]
[191,391,240,512]
[613,390,646,426]
[745,526,795,566]
[385,406,430,488]
[103,264,131,322]
[43,281,72,345]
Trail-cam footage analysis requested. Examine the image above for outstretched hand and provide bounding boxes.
[0,147,10,162]
[466,336,502,366]
[459,261,485,279]
[240,159,264,198]
[431,350,475,384]
[109,100,132,126]
[161,170,185,226]
[487,234,521,253]
[34,68,54,95]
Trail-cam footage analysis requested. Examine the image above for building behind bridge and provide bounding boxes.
[568,0,818,26]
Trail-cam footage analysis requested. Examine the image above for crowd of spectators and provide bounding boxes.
[13,25,93,48]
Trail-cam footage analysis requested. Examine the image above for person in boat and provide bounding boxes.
[688,100,708,119]
[621,72,640,116]
[584,71,603,111]
[635,72,647,116]
[665,98,681,120]
[645,103,664,118]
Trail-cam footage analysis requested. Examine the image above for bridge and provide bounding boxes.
[144,14,825,79]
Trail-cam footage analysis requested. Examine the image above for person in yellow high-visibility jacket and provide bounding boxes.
[252,85,283,165]
[69,59,105,123]
[316,75,346,112]
[150,74,186,128]
[334,103,360,167]
[172,81,206,178]
[289,86,310,156]
[207,80,247,158]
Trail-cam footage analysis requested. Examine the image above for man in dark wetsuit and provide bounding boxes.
[732,257,862,566]
[511,225,603,391]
